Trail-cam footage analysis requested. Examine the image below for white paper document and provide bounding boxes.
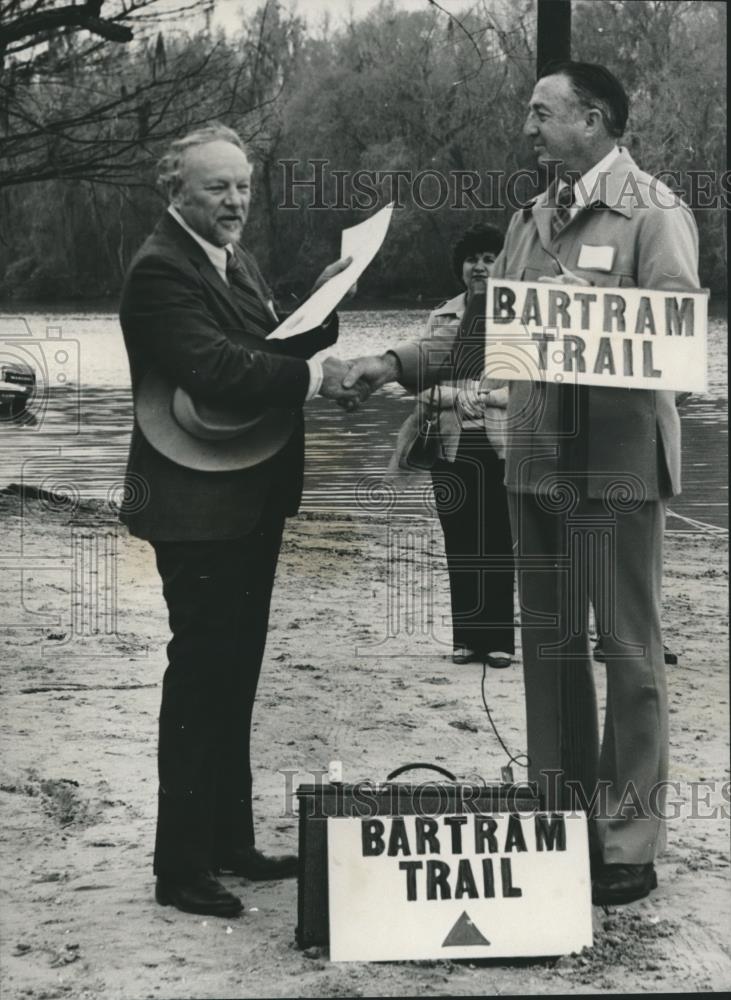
[267,202,394,340]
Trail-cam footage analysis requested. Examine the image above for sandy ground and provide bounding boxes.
[0,485,729,998]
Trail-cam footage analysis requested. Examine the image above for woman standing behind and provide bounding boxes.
[390,224,515,668]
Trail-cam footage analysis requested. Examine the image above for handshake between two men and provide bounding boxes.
[307,254,401,411]
[318,353,400,411]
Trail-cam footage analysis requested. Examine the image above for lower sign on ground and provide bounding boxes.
[328,811,592,962]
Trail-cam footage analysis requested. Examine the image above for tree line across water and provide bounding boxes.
[0,0,726,304]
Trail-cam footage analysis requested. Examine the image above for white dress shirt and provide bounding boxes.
[167,206,322,399]
[559,145,620,218]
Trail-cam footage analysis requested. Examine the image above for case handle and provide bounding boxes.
[386,762,456,782]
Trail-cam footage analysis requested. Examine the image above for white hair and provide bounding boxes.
[157,123,247,198]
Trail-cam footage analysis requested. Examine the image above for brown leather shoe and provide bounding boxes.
[592,863,657,906]
[155,870,243,917]
[217,846,298,881]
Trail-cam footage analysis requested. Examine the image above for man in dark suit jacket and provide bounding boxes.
[119,123,362,917]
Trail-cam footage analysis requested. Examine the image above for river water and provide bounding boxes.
[0,307,727,532]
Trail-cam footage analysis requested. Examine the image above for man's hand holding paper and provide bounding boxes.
[311,256,357,298]
[268,203,394,341]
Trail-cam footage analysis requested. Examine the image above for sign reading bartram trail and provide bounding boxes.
[328,812,592,962]
[485,279,708,393]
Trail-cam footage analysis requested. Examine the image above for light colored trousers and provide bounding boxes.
[509,490,668,864]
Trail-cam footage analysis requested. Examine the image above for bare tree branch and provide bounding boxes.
[1,1,133,50]
[0,1,286,189]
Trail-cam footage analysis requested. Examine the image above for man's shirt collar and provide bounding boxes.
[558,145,620,212]
[524,146,640,219]
[167,206,231,282]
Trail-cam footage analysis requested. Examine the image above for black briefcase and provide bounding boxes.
[295,763,540,948]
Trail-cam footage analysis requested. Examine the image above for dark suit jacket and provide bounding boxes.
[118,212,338,540]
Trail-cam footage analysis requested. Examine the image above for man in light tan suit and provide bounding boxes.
[342,61,700,906]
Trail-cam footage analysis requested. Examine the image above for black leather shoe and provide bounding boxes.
[485,651,513,669]
[589,853,604,879]
[155,870,243,917]
[452,646,478,665]
[217,846,298,881]
[591,863,657,906]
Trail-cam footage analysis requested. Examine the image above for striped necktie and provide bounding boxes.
[551,182,575,241]
[225,250,275,339]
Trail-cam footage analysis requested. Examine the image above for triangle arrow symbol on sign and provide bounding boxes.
[442,910,491,948]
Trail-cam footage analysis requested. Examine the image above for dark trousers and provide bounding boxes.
[150,505,286,876]
[431,429,515,654]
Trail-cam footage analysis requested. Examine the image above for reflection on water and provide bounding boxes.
[305,392,729,530]
[0,309,727,531]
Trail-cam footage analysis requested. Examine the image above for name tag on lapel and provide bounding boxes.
[577,244,615,272]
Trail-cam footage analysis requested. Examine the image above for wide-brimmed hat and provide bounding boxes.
[135,370,296,472]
